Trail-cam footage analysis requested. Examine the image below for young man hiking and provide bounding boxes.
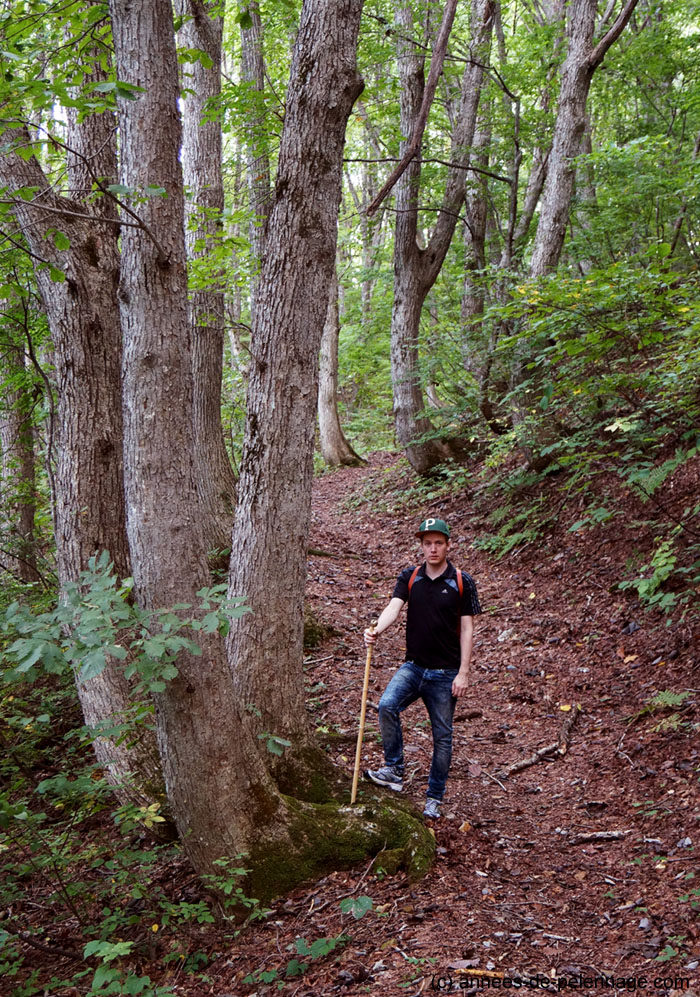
[363,518,481,819]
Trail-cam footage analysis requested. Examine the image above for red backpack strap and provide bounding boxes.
[455,568,464,634]
[407,565,420,597]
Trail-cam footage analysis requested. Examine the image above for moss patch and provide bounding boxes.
[245,792,434,904]
[272,738,348,804]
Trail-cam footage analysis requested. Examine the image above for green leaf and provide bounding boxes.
[84,938,134,962]
[257,734,291,756]
[106,183,134,197]
[339,895,373,920]
[284,958,307,978]
[80,647,106,681]
[52,230,70,251]
[90,964,121,991]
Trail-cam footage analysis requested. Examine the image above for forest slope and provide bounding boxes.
[3,451,698,995]
[229,450,699,993]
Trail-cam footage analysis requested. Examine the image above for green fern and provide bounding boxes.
[647,689,692,710]
[625,448,694,501]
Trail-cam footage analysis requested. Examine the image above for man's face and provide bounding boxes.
[421,532,449,566]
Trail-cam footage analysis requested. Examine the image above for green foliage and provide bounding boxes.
[1,552,250,694]
[0,680,271,996]
[339,894,373,920]
[257,732,292,757]
[647,689,693,711]
[242,895,370,987]
[200,856,270,922]
[631,688,696,735]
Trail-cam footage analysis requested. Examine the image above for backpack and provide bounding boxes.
[407,565,464,598]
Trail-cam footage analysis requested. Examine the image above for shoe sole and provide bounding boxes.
[363,771,403,792]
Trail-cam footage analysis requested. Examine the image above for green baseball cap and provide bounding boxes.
[415,517,450,539]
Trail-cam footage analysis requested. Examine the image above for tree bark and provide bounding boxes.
[226,0,364,738]
[0,121,164,808]
[177,0,237,554]
[109,0,253,872]
[0,342,40,583]
[390,0,494,475]
[240,0,271,322]
[529,0,639,276]
[318,264,364,467]
[109,0,434,892]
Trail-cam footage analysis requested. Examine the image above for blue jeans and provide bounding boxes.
[378,661,457,801]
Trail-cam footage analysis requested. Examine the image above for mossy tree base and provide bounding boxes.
[246,790,435,905]
[240,738,434,905]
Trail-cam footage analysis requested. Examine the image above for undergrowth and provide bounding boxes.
[0,564,376,996]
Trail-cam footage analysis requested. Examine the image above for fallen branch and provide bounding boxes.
[567,829,633,846]
[1,918,84,962]
[307,547,362,560]
[454,709,483,721]
[496,705,581,779]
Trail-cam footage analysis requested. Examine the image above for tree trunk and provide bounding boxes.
[318,264,364,467]
[0,123,164,809]
[109,0,433,890]
[529,0,639,276]
[177,0,237,553]
[0,343,40,583]
[227,0,365,736]
[240,0,271,322]
[109,0,253,873]
[390,0,493,475]
[573,117,597,273]
[461,122,490,380]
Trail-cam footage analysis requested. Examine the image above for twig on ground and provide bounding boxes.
[483,770,507,792]
[348,851,381,895]
[496,704,581,779]
[307,547,362,560]
[1,918,83,962]
[567,829,633,845]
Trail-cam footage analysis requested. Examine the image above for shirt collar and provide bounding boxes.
[419,559,454,581]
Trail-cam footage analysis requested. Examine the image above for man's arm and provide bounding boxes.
[363,597,405,645]
[452,615,474,697]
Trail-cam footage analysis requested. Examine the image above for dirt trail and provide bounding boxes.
[231,453,699,995]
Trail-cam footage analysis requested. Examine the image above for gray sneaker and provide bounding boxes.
[423,797,441,819]
[364,765,403,792]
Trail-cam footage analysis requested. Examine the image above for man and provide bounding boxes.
[363,517,481,819]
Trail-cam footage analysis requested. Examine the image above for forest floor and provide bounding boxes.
[8,451,699,997]
[224,451,699,997]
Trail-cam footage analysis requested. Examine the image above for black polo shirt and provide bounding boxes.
[392,560,482,670]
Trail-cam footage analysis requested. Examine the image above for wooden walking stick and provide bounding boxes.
[351,619,377,804]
